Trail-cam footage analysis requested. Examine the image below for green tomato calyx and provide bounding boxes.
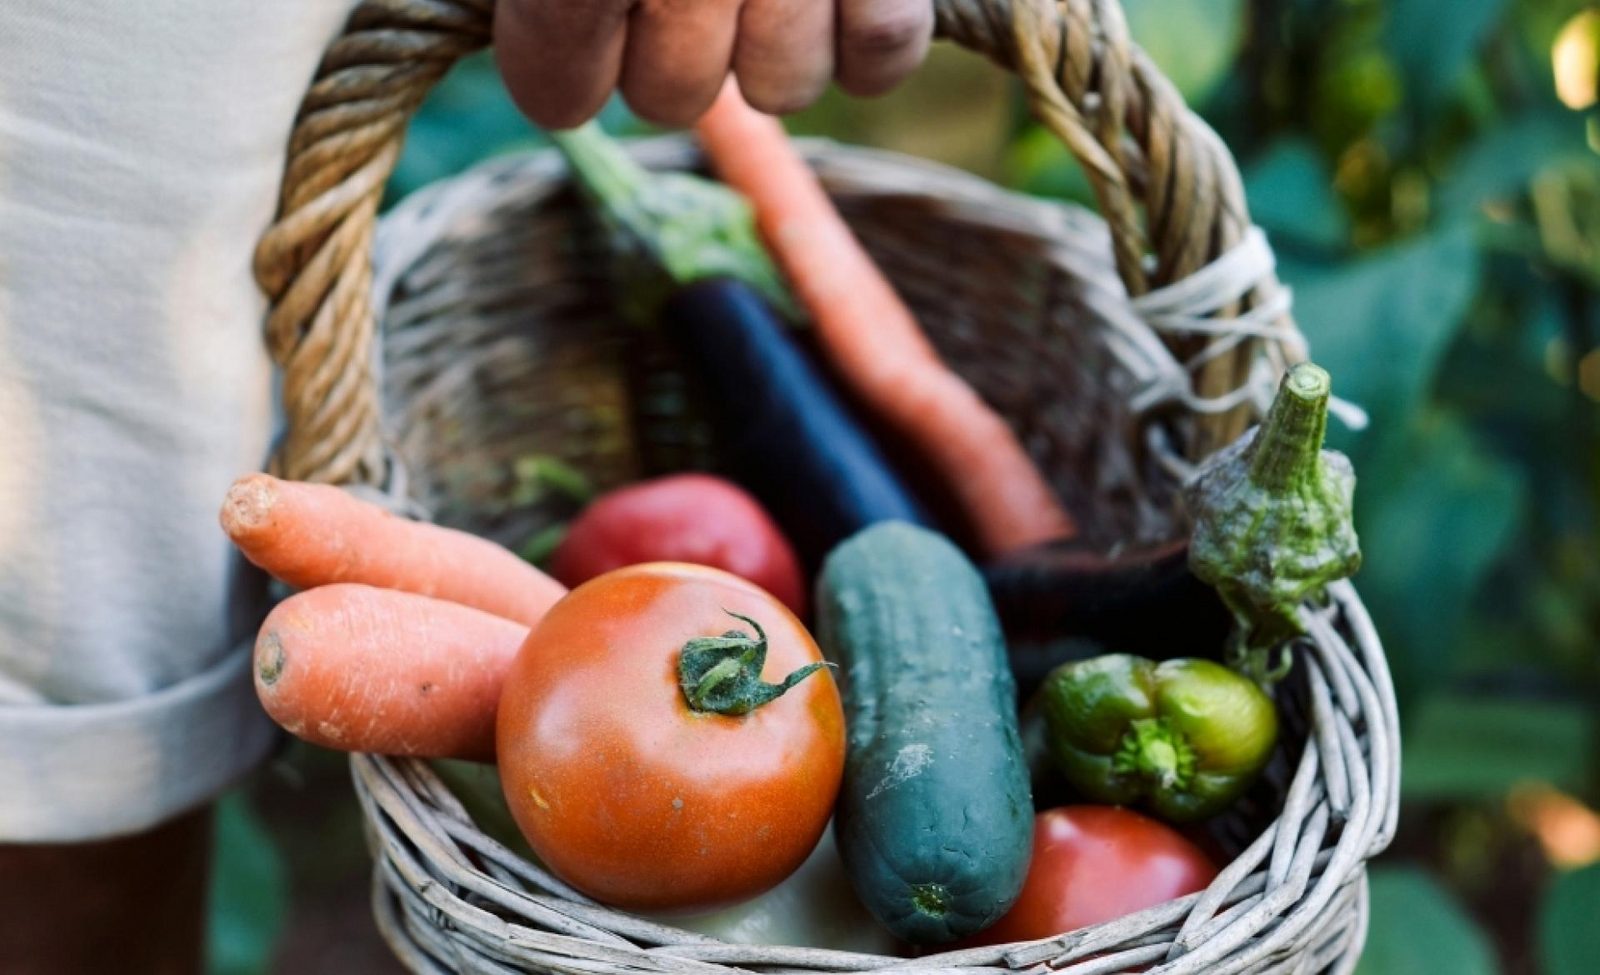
[678,610,831,716]
[1113,717,1198,792]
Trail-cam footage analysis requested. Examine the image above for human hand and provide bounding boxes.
[493,0,934,129]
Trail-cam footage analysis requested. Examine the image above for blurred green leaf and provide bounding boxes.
[1402,692,1595,800]
[386,57,643,206]
[1385,0,1510,115]
[1514,0,1600,62]
[511,454,595,507]
[1540,864,1600,975]
[1005,125,1098,205]
[1293,225,1481,439]
[1438,110,1593,215]
[389,53,543,204]
[207,794,288,975]
[517,522,570,567]
[791,45,1013,178]
[1123,0,1246,103]
[1355,414,1524,698]
[1358,867,1500,975]
[1245,139,1350,249]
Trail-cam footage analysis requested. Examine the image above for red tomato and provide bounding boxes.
[550,474,808,616]
[967,806,1219,944]
[497,562,845,913]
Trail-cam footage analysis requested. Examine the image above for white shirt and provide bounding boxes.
[0,0,360,840]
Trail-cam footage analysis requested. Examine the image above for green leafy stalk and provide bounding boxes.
[1185,362,1361,681]
[677,610,831,716]
[549,123,795,323]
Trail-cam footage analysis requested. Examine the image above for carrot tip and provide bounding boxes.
[256,632,285,687]
[222,474,278,537]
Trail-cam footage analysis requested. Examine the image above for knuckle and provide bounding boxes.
[842,7,931,56]
[620,86,700,128]
[737,68,829,116]
[742,86,816,117]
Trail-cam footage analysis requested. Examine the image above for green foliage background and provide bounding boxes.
[216,2,1600,972]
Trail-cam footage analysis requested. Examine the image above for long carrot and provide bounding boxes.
[694,82,1076,557]
[221,473,566,628]
[254,584,531,760]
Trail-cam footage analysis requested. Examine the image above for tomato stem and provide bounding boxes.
[678,610,831,716]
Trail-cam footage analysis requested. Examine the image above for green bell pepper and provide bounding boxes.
[1036,654,1278,822]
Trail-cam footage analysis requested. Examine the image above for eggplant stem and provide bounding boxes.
[1248,363,1332,493]
[1184,360,1361,674]
[548,123,795,321]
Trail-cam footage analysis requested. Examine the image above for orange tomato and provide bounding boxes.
[497,562,845,912]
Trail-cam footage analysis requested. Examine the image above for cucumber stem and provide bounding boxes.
[678,611,831,716]
[909,883,951,919]
[548,123,795,321]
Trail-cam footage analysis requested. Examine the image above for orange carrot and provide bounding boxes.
[221,473,566,628]
[694,82,1076,556]
[254,584,531,760]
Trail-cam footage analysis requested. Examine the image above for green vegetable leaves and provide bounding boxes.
[1540,864,1600,975]
[1293,226,1482,442]
[1123,0,1246,103]
[1245,141,1351,250]
[1402,693,1595,801]
[1384,0,1509,115]
[1353,415,1524,698]
[1358,867,1500,975]
[207,794,288,975]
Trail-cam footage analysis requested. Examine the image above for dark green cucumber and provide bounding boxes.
[816,522,1032,944]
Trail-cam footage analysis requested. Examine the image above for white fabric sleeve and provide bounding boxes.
[0,0,361,841]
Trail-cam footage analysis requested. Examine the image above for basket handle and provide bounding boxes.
[255,0,1298,486]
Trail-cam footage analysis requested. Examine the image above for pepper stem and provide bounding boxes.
[1113,718,1198,791]
[677,611,832,716]
[1247,363,1332,493]
[548,122,795,322]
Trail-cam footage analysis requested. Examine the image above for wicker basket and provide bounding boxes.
[252,0,1402,972]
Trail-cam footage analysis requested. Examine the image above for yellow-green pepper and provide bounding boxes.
[1036,654,1278,822]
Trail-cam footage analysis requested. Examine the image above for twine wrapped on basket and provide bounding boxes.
[252,0,1402,972]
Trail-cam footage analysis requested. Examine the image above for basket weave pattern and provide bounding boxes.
[252,1,1401,973]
